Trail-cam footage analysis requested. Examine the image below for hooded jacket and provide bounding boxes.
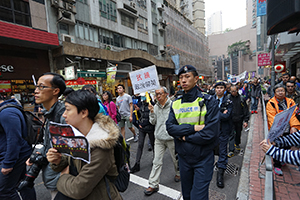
[149,97,173,140]
[0,99,31,169]
[166,86,219,164]
[249,83,261,98]
[51,114,122,200]
[266,96,300,130]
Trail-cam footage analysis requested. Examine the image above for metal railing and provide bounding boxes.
[261,92,274,200]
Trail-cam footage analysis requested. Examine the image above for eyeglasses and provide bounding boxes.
[35,85,55,90]
[155,92,165,96]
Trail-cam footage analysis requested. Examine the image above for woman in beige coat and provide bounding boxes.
[47,90,122,200]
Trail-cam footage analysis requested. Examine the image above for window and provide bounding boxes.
[99,0,117,22]
[137,0,146,10]
[121,13,135,29]
[152,24,158,45]
[59,23,69,35]
[84,24,89,40]
[138,16,148,34]
[78,23,84,39]
[0,0,31,27]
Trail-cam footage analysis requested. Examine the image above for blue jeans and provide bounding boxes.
[0,157,36,200]
[251,97,258,111]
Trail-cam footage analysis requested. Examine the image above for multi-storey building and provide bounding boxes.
[207,11,222,35]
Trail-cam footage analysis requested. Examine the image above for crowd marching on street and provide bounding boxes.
[2,66,300,200]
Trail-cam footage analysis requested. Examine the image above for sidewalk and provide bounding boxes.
[239,103,300,200]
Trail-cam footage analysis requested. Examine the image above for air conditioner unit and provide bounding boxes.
[159,19,166,25]
[157,2,165,11]
[61,34,75,43]
[58,9,76,25]
[130,2,136,8]
[51,0,63,8]
[158,23,165,32]
[66,2,77,13]
[159,45,166,53]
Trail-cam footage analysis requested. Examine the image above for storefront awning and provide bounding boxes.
[0,21,59,48]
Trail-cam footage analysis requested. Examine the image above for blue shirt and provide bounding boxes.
[216,96,224,108]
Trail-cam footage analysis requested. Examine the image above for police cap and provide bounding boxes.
[178,65,198,77]
[214,81,226,88]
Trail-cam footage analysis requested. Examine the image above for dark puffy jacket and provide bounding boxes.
[229,94,249,123]
[166,86,219,164]
[137,101,154,132]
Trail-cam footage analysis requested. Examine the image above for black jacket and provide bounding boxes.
[137,101,154,132]
[166,86,219,164]
[214,95,233,134]
[229,94,249,123]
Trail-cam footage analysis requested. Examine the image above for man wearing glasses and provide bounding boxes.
[26,73,66,200]
[144,86,180,196]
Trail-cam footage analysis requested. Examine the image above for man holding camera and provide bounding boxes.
[0,96,36,200]
[214,81,233,188]
[27,72,66,199]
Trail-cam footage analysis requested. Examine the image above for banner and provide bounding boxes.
[129,65,160,94]
[257,0,266,16]
[171,54,180,75]
[258,53,271,66]
[268,105,297,142]
[237,71,247,80]
[49,122,90,163]
[106,66,117,83]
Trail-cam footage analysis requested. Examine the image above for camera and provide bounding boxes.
[18,153,48,190]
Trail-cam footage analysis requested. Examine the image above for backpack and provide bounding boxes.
[116,107,121,122]
[107,101,121,122]
[105,134,130,197]
[0,104,44,146]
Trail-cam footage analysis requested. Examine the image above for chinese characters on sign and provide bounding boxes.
[257,53,271,66]
[129,65,160,94]
[268,105,297,142]
[65,80,97,86]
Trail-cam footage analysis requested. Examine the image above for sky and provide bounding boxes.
[205,0,247,31]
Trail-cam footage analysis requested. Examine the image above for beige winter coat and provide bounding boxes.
[51,114,123,200]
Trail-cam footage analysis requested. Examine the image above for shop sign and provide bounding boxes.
[65,80,97,85]
[0,65,14,73]
[77,71,105,78]
[257,53,271,66]
[129,65,160,94]
[64,66,77,80]
[0,80,12,92]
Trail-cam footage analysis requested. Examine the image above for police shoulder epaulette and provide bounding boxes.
[203,93,212,100]
[226,99,232,104]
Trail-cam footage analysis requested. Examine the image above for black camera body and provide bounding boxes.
[18,153,48,190]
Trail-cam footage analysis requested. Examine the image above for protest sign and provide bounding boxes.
[129,65,160,94]
[268,105,297,142]
[49,122,90,163]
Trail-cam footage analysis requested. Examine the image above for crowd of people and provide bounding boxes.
[2,68,300,200]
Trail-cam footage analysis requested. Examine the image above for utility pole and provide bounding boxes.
[271,35,276,96]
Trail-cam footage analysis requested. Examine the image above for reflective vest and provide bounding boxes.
[172,97,206,125]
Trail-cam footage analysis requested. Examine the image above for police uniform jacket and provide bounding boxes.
[166,86,219,164]
[214,95,233,134]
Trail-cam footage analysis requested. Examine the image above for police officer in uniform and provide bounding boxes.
[166,65,219,200]
[214,81,233,188]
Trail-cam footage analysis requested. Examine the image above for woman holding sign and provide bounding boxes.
[46,90,122,200]
[266,84,300,176]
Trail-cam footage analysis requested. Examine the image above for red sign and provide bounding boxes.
[257,53,271,66]
[65,80,97,86]
[0,80,11,92]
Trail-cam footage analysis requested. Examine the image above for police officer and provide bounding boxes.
[166,65,219,200]
[214,81,233,188]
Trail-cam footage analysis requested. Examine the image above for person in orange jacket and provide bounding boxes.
[266,84,300,176]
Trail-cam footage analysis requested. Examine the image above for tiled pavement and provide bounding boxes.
[246,103,300,200]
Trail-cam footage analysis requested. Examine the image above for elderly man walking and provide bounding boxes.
[144,86,180,196]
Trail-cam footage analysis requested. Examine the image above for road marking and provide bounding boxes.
[126,137,134,142]
[130,174,183,200]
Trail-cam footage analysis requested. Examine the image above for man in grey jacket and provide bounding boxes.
[27,73,66,199]
[249,77,261,114]
[144,86,180,196]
